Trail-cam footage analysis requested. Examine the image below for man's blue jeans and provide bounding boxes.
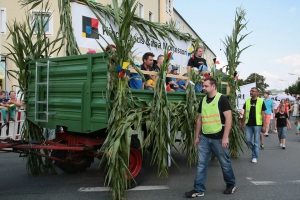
[194,135,236,193]
[245,126,262,159]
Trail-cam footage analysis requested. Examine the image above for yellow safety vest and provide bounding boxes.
[245,98,263,125]
[201,93,222,134]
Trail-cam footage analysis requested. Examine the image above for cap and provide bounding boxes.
[134,61,141,67]
[172,66,178,70]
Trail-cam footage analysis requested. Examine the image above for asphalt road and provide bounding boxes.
[1,124,300,200]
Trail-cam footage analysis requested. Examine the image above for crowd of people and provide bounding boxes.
[0,90,23,124]
[243,90,300,165]
[128,47,209,92]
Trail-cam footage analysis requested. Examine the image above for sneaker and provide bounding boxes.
[268,130,273,133]
[224,184,237,194]
[185,190,204,198]
[260,144,265,149]
[264,132,269,137]
[251,158,257,163]
[9,118,15,122]
[282,145,286,149]
[279,143,283,147]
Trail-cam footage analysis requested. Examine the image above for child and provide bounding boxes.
[295,121,300,140]
[274,105,291,149]
[145,75,156,90]
[0,90,16,123]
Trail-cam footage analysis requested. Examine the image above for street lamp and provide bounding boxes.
[288,73,300,76]
[279,79,290,94]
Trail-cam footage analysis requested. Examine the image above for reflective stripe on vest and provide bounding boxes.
[201,93,222,134]
[245,98,263,125]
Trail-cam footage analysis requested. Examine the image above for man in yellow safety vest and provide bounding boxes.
[243,87,267,163]
[185,78,236,198]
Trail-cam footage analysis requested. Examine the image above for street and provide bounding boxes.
[1,125,300,200]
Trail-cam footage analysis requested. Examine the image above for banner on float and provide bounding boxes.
[71,3,193,66]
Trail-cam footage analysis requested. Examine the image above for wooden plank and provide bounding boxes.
[128,68,189,80]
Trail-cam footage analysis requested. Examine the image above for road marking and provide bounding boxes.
[246,177,253,180]
[78,185,169,192]
[289,180,300,183]
[251,181,276,185]
[251,180,300,185]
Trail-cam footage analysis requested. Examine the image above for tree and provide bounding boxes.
[285,78,300,94]
[243,73,269,94]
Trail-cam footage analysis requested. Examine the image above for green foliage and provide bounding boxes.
[4,1,63,175]
[20,0,81,56]
[222,7,250,158]
[285,78,300,94]
[243,73,269,94]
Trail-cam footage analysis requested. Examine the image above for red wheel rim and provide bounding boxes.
[128,148,142,179]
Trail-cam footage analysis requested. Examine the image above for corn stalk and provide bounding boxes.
[222,7,252,157]
[3,1,63,174]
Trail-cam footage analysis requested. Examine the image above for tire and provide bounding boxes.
[51,150,94,173]
[128,136,148,188]
[101,136,149,189]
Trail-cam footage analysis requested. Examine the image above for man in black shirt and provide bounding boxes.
[185,78,236,198]
[140,52,155,83]
[243,87,267,163]
[187,47,207,76]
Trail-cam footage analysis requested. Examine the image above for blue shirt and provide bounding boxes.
[129,73,143,89]
[264,99,274,114]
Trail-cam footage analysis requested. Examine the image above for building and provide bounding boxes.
[0,0,215,90]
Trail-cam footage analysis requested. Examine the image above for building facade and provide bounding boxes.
[0,0,215,90]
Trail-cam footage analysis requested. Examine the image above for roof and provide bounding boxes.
[173,8,216,57]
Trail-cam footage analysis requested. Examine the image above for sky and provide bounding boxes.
[174,0,300,91]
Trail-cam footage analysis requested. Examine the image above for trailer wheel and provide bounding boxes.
[102,137,148,189]
[128,137,148,188]
[51,150,94,173]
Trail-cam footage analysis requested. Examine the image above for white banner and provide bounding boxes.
[71,3,193,66]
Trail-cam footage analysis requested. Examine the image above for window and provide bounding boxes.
[138,3,144,18]
[31,11,53,35]
[175,20,180,30]
[0,8,6,33]
[165,0,171,14]
[149,11,153,22]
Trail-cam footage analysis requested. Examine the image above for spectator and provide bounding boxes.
[141,52,155,83]
[187,47,207,77]
[243,87,267,163]
[292,98,299,119]
[9,91,23,110]
[176,76,187,92]
[166,65,175,92]
[274,105,291,149]
[0,91,16,123]
[153,54,164,71]
[295,121,300,139]
[145,75,156,90]
[129,61,143,89]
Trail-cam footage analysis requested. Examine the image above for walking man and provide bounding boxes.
[185,78,236,198]
[261,92,274,147]
[243,87,267,163]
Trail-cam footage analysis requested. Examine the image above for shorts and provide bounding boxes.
[277,127,287,139]
[264,114,271,124]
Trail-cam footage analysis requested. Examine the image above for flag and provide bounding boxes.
[82,16,99,39]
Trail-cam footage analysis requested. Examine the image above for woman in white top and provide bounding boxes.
[293,99,299,118]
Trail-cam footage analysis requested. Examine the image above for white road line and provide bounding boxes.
[78,185,169,192]
[251,181,276,185]
[289,180,300,183]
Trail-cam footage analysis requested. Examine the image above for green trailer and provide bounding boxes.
[0,52,227,186]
